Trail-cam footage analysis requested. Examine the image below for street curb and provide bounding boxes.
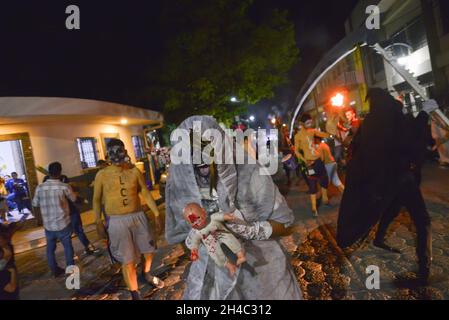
[14,224,97,255]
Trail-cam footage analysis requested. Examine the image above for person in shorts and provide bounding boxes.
[294,113,330,216]
[93,138,164,300]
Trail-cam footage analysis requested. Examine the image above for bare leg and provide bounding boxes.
[143,252,165,288]
[322,188,329,204]
[122,263,138,292]
[310,194,318,216]
[143,253,154,273]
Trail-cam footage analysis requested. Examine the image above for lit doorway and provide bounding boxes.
[0,133,38,225]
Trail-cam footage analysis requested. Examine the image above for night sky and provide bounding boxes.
[0,0,358,118]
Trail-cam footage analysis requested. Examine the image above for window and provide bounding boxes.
[391,17,427,51]
[76,138,98,169]
[132,136,146,160]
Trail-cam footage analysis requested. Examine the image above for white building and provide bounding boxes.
[0,97,163,224]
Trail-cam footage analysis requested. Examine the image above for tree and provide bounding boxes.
[152,0,299,125]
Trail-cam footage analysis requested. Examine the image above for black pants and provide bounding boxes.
[374,173,432,269]
[307,159,329,194]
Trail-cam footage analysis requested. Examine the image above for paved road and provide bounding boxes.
[15,163,449,300]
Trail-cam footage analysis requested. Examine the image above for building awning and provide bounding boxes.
[0,97,164,127]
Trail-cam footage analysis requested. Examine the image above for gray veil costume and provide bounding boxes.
[165,116,302,300]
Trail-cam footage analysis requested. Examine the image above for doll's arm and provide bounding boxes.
[211,212,238,224]
[185,230,202,261]
[186,230,202,250]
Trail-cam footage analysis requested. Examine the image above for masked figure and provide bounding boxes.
[165,116,302,300]
[93,139,164,300]
[337,89,432,282]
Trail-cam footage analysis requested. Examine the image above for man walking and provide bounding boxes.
[93,139,164,300]
[43,175,100,257]
[32,162,76,277]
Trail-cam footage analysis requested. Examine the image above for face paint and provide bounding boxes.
[108,145,129,164]
[188,213,199,224]
[186,208,207,230]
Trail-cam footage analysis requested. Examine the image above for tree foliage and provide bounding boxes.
[152,0,299,125]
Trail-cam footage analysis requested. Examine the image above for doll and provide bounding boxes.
[183,203,246,276]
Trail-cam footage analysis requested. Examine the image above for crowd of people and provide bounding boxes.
[280,105,360,216]
[1,89,449,300]
[0,172,32,224]
[280,89,447,286]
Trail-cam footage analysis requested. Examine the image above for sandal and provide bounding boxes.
[144,273,165,289]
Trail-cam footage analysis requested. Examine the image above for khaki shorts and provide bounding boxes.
[108,211,156,264]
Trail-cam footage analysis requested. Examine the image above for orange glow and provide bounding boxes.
[331,93,345,107]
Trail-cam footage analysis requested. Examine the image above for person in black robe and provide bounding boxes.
[337,88,432,282]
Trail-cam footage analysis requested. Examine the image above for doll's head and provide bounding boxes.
[183,203,208,230]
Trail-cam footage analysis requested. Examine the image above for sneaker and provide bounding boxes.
[144,272,165,289]
[312,210,319,217]
[53,266,65,278]
[84,244,101,256]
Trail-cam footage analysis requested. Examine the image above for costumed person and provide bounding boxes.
[431,111,449,168]
[183,203,246,277]
[165,116,302,300]
[93,139,164,300]
[315,137,345,194]
[337,107,361,166]
[294,113,330,216]
[337,89,433,283]
[373,102,434,254]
